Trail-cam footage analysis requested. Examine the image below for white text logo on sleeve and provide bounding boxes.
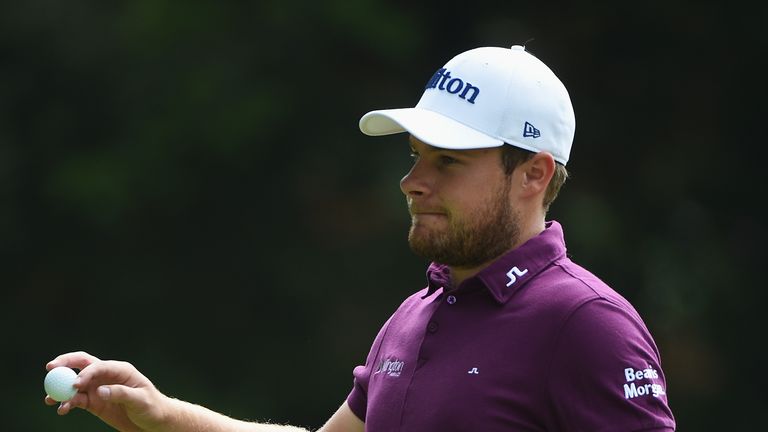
[623,365,666,399]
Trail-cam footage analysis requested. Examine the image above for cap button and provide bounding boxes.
[510,45,525,51]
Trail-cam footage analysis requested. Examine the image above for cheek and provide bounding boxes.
[462,183,512,218]
[451,184,499,212]
[437,167,510,214]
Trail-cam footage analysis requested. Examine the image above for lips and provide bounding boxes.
[409,207,447,217]
[409,206,449,226]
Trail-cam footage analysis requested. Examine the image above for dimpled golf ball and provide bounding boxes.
[44,366,78,402]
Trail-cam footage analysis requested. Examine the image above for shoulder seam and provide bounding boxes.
[552,260,631,310]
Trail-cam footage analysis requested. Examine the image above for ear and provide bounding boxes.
[520,152,556,200]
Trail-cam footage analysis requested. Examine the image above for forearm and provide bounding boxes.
[46,352,316,432]
[159,397,311,432]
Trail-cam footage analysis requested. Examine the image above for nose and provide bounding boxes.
[400,158,430,198]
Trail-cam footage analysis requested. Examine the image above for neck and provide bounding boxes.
[448,217,546,288]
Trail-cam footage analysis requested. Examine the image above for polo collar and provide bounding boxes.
[423,221,568,304]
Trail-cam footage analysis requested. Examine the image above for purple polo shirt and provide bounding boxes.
[347,221,675,431]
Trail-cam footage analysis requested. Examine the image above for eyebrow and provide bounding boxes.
[409,136,448,153]
[409,136,483,158]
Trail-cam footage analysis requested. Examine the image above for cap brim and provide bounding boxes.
[359,108,504,150]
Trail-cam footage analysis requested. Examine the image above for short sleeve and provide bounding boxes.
[346,316,393,422]
[547,299,676,432]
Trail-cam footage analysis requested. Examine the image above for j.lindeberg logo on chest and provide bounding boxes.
[374,357,405,377]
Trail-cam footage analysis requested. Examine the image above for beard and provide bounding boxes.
[407,181,521,268]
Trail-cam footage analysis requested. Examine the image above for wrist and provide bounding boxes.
[146,393,183,432]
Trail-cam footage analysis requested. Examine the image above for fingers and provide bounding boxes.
[44,352,160,427]
[50,382,135,414]
[74,360,150,391]
[44,395,80,416]
[59,384,154,420]
[47,351,101,371]
[49,383,119,415]
[57,400,75,415]
[44,384,90,415]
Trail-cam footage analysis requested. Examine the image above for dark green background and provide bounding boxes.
[2,1,765,430]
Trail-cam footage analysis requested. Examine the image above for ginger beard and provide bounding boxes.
[407,179,521,268]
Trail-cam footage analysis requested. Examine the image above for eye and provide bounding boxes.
[409,150,420,160]
[439,155,458,165]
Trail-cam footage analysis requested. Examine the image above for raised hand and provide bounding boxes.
[45,351,170,432]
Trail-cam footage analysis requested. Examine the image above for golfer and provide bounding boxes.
[46,45,676,431]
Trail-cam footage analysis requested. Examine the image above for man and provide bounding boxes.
[46,46,676,431]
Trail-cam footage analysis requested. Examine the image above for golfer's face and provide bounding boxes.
[400,136,519,267]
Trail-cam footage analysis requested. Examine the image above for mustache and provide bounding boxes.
[406,198,448,216]
[407,205,448,216]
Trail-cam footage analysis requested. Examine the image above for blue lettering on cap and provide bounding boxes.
[424,68,480,104]
[523,121,541,138]
[446,78,464,94]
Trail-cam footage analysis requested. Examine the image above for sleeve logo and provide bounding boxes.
[375,357,405,378]
[623,365,666,399]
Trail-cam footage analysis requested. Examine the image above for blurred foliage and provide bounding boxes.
[1,0,766,430]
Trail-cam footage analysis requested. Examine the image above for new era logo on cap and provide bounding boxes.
[523,121,540,138]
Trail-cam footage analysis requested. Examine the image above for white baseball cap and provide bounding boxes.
[359,45,576,165]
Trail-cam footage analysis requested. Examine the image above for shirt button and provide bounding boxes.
[446,295,457,305]
[427,321,439,333]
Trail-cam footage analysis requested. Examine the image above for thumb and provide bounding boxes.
[98,384,145,407]
[91,384,163,431]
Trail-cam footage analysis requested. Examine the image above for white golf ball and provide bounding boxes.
[44,366,78,402]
